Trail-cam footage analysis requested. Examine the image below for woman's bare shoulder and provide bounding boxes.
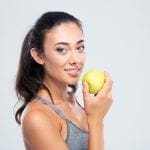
[21,99,61,132]
[20,100,68,150]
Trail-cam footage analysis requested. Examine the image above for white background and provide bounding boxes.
[0,0,150,149]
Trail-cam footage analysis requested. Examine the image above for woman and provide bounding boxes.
[15,11,113,150]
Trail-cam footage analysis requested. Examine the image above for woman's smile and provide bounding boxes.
[64,66,81,77]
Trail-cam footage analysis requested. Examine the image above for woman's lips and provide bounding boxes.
[65,68,80,77]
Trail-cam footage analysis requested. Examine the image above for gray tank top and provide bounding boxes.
[35,96,88,150]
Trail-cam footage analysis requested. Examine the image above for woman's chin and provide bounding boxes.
[67,78,79,85]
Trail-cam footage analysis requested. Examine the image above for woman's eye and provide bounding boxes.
[77,46,85,52]
[56,48,68,55]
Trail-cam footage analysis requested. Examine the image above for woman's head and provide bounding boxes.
[15,11,85,124]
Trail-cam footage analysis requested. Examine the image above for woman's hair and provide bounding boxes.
[15,11,82,124]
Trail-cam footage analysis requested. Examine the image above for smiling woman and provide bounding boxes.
[15,11,113,150]
[34,22,85,85]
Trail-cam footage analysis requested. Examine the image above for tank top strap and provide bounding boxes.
[76,100,84,109]
[35,95,68,120]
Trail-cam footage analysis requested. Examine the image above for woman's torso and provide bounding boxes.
[23,96,88,150]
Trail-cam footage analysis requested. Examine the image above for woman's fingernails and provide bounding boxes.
[82,81,88,87]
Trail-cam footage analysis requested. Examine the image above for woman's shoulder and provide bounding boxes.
[20,99,68,149]
[21,99,61,132]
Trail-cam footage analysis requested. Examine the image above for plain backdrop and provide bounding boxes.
[0,0,150,149]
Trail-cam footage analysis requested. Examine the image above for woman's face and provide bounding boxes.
[42,22,86,86]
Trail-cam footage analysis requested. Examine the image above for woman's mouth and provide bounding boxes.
[65,68,80,77]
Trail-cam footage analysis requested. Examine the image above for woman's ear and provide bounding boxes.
[30,48,44,65]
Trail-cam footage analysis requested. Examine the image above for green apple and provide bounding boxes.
[82,70,106,94]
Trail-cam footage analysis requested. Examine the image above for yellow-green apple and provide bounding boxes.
[82,70,106,94]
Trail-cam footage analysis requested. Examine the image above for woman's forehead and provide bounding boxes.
[44,22,84,44]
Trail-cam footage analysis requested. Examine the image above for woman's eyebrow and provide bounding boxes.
[54,40,84,46]
[54,42,69,46]
[77,39,84,44]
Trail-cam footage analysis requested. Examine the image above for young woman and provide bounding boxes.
[15,11,113,150]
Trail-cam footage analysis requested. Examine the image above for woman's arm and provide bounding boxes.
[21,109,69,150]
[87,118,104,150]
[82,72,113,150]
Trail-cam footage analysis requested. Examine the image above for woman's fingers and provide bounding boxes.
[106,91,113,109]
[82,72,113,119]
[97,72,113,98]
[82,82,90,103]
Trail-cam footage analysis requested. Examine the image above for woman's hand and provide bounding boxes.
[82,72,113,122]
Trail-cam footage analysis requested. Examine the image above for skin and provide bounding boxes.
[21,22,113,150]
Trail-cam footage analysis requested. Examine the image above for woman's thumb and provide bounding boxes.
[82,81,90,103]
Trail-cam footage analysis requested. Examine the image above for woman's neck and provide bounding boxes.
[38,77,73,105]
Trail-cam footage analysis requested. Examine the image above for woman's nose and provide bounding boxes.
[69,51,80,64]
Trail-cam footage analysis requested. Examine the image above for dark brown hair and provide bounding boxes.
[15,11,82,124]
